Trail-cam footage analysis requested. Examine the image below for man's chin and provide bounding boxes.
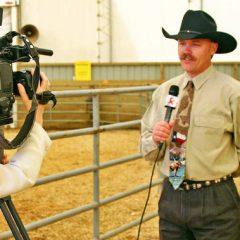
[181,62,193,72]
[181,65,196,77]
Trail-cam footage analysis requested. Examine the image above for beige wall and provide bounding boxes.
[20,0,98,63]
[17,0,240,63]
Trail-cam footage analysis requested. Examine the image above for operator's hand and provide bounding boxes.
[152,121,174,144]
[17,71,50,126]
[0,154,9,165]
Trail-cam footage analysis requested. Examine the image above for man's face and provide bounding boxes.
[178,39,218,77]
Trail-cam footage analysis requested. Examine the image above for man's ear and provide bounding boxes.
[212,41,219,54]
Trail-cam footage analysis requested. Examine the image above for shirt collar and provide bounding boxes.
[183,65,214,90]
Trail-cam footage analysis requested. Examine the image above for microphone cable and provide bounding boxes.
[136,85,179,239]
[136,142,164,240]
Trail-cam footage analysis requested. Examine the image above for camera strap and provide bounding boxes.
[11,63,40,147]
[36,91,57,107]
[0,66,39,150]
[0,33,41,156]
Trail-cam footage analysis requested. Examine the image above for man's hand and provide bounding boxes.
[17,71,50,126]
[0,154,9,165]
[152,121,174,144]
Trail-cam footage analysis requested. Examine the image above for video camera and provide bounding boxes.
[0,31,54,126]
[0,8,55,126]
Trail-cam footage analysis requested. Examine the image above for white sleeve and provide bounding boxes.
[0,123,52,198]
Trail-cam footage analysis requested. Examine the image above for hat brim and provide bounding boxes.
[162,27,237,53]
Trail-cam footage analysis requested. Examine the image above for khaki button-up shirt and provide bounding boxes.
[140,66,240,180]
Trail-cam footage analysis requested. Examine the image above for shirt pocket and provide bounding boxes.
[192,116,224,150]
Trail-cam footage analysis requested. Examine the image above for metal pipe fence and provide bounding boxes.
[0,85,159,240]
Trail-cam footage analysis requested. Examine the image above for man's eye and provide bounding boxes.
[193,42,201,46]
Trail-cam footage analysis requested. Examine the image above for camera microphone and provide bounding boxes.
[35,47,53,56]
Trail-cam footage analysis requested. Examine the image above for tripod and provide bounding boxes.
[0,196,30,240]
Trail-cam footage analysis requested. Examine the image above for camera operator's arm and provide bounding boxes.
[0,72,52,198]
[18,71,50,126]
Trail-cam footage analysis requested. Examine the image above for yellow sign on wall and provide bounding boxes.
[74,61,91,81]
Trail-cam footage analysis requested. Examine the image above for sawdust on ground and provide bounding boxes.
[0,128,239,240]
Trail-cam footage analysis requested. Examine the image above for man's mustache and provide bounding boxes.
[180,53,196,61]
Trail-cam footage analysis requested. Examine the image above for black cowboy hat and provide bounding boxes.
[162,10,237,54]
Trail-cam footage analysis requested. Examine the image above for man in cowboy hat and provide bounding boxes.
[140,10,240,239]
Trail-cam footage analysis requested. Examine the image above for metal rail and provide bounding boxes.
[0,85,159,240]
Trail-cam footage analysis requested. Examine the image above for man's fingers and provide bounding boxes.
[152,121,175,144]
[17,83,27,98]
[17,83,31,111]
[169,121,175,128]
[0,154,9,165]
[41,72,50,89]
[30,69,50,93]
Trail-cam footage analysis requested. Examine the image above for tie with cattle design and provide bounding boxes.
[169,80,195,190]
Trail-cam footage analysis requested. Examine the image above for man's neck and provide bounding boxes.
[186,64,212,78]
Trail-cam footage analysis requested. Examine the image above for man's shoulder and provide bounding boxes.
[213,68,236,81]
[165,73,185,84]
[214,70,240,88]
[211,69,240,99]
[157,73,185,90]
[151,74,185,101]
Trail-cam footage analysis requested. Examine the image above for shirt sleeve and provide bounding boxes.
[140,87,166,161]
[0,122,52,198]
[232,93,240,177]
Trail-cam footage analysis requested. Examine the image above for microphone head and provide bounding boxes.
[169,85,179,97]
[165,85,179,108]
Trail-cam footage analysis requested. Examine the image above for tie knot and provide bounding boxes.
[186,81,195,96]
[187,80,194,89]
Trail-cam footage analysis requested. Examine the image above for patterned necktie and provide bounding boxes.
[169,80,195,190]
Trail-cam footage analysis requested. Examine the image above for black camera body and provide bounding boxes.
[0,8,56,153]
[13,70,34,98]
[0,61,37,125]
[0,62,15,125]
[0,32,53,126]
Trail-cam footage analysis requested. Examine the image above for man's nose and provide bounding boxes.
[184,44,192,53]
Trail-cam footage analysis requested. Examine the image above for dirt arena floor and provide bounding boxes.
[0,128,239,240]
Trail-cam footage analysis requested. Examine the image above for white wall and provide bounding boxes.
[20,0,98,63]
[16,0,240,63]
[112,0,240,62]
[111,0,188,62]
[202,0,240,61]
